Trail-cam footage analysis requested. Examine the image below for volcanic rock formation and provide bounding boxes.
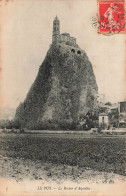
[15,17,98,129]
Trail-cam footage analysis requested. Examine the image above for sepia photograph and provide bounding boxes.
[0,0,126,195]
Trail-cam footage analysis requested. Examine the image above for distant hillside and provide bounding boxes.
[0,107,16,120]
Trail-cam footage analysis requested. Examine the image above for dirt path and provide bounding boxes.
[0,156,125,184]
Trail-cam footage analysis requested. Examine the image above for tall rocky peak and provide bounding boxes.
[15,17,98,129]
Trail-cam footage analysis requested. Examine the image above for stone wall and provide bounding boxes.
[59,34,76,46]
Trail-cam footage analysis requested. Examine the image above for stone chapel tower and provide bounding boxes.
[52,16,60,43]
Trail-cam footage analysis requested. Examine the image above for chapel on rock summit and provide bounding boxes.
[52,16,82,54]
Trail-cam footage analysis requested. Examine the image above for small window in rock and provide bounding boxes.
[77,50,81,54]
[71,49,75,53]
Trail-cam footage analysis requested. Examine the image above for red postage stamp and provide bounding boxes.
[98,0,125,34]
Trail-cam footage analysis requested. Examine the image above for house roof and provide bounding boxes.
[61,33,70,36]
[99,112,108,116]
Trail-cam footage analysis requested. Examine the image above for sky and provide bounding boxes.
[0,0,126,109]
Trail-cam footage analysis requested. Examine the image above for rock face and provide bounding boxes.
[15,42,98,129]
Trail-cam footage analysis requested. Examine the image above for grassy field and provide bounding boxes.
[0,133,126,177]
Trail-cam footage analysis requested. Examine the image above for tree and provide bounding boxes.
[108,109,119,127]
[105,102,112,106]
[0,119,13,129]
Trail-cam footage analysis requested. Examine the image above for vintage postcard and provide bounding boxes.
[0,0,126,195]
